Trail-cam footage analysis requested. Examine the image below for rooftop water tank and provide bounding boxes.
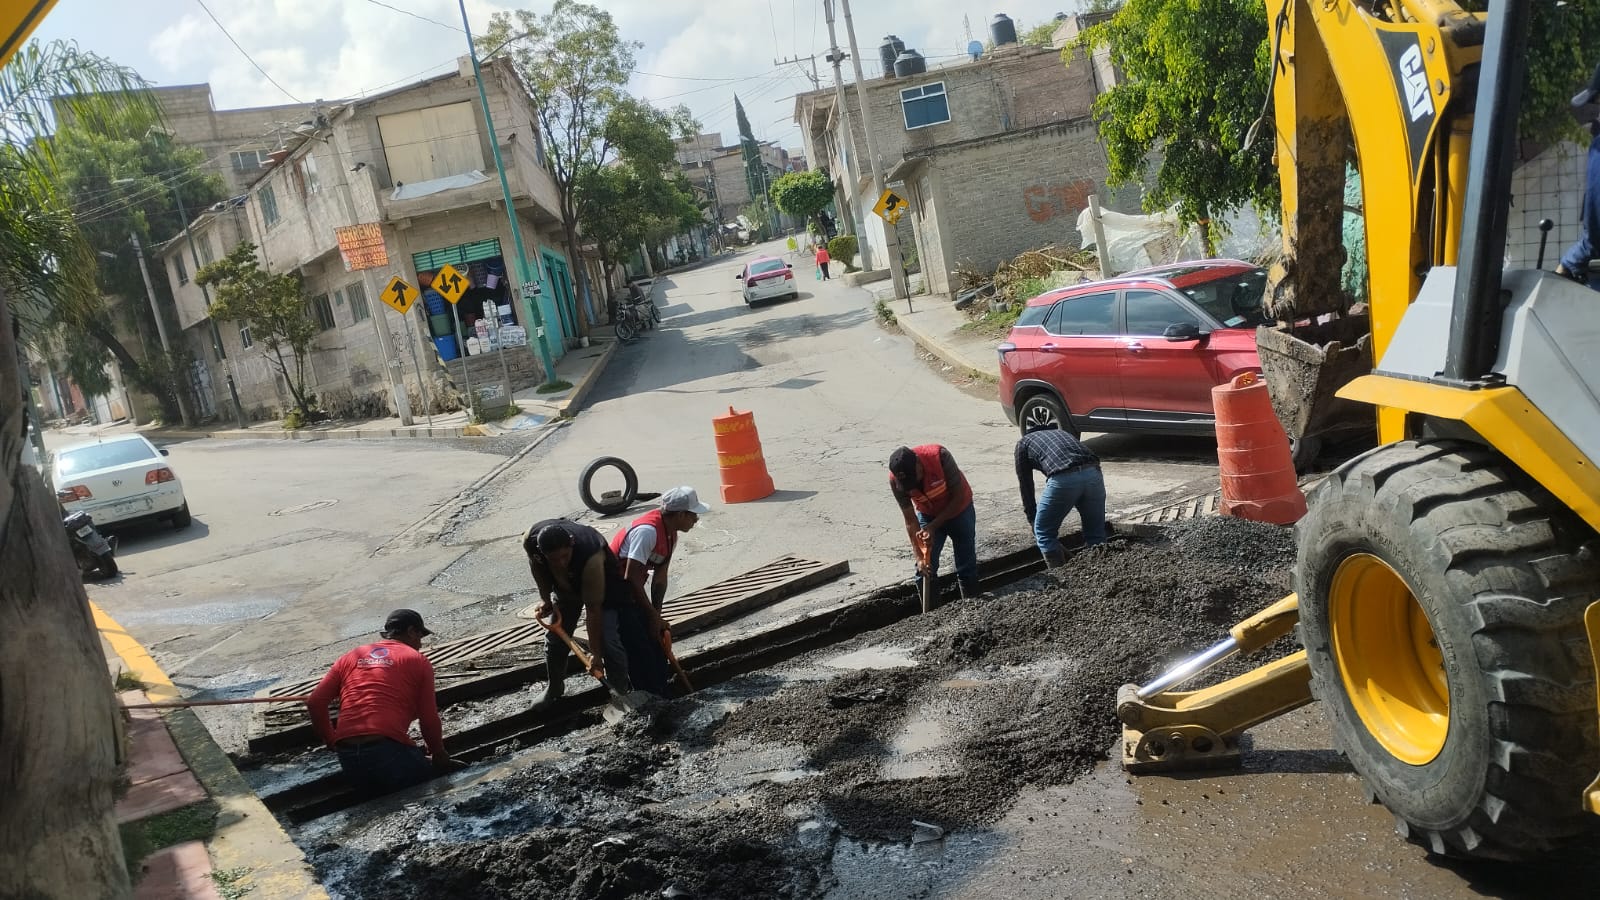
[879,35,906,78]
[991,13,1018,47]
[893,49,927,78]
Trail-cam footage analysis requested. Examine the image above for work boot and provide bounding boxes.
[958,578,984,600]
[531,649,569,712]
[1042,547,1067,568]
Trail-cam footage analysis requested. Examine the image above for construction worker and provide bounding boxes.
[1556,63,1600,290]
[306,609,460,798]
[524,518,669,710]
[1015,421,1106,567]
[889,444,980,599]
[610,486,711,615]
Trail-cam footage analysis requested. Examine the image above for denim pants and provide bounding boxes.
[603,604,670,697]
[915,501,979,584]
[336,737,433,798]
[1034,466,1107,555]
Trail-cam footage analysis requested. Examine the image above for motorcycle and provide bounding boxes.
[64,510,118,580]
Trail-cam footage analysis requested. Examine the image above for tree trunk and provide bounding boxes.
[83,319,180,424]
[1,290,133,899]
[559,215,593,338]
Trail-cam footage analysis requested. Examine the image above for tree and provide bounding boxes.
[1021,20,1059,47]
[479,2,640,334]
[734,96,771,238]
[1069,0,1275,254]
[770,169,835,234]
[1072,0,1600,253]
[49,107,227,422]
[1,38,147,900]
[196,243,320,422]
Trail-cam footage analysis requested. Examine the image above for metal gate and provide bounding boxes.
[189,359,216,418]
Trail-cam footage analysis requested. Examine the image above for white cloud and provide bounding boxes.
[44,0,1088,151]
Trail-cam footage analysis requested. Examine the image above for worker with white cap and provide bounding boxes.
[610,486,711,623]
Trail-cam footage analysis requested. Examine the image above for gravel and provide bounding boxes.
[311,516,1297,900]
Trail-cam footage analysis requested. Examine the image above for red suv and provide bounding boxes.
[998,259,1272,436]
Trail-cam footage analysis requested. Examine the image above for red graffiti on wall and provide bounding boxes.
[1023,179,1094,223]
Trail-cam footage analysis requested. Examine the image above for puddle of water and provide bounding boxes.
[822,645,918,670]
[827,830,1010,899]
[881,702,961,781]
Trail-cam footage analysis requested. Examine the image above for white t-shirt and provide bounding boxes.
[619,523,660,566]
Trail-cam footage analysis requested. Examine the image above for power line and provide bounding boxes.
[358,0,461,32]
[194,0,305,105]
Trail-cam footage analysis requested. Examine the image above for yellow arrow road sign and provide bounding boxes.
[381,276,419,315]
[872,189,908,225]
[432,263,470,305]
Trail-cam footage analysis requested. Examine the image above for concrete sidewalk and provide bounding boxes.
[869,279,1002,382]
[96,602,329,899]
[54,334,619,444]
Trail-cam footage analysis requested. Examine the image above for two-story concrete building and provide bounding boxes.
[794,19,1136,296]
[160,57,583,421]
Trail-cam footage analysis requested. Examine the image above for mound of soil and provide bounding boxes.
[312,517,1297,899]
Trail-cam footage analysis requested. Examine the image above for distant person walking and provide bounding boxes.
[1015,421,1106,567]
[815,244,832,280]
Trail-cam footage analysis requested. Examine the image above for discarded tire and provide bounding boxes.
[578,456,639,515]
[1295,439,1600,860]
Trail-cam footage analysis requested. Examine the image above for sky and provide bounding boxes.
[32,0,1096,154]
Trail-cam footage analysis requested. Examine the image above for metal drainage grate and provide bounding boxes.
[1119,489,1223,525]
[254,555,849,726]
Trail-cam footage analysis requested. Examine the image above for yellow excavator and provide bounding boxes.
[1117,0,1600,861]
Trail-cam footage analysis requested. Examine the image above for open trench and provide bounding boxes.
[255,517,1300,899]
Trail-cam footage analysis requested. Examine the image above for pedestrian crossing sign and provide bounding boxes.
[380,276,419,315]
[873,189,908,225]
[433,263,470,305]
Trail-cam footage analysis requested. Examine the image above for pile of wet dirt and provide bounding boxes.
[309,517,1296,899]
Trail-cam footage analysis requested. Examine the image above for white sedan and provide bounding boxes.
[52,434,191,529]
[736,256,800,305]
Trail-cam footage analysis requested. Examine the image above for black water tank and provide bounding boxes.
[991,13,1018,46]
[893,49,926,78]
[879,35,905,78]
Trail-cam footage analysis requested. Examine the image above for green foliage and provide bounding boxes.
[740,201,773,238]
[1460,0,1600,147]
[535,379,573,394]
[827,234,858,269]
[769,169,834,228]
[1021,21,1059,47]
[1070,0,1276,252]
[113,670,143,691]
[197,243,320,419]
[874,298,897,326]
[207,867,253,900]
[118,800,218,877]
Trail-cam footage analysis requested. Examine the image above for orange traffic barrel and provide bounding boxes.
[713,406,775,503]
[1212,372,1306,525]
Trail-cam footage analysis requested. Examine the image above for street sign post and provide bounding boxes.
[433,263,470,305]
[377,276,431,426]
[380,276,419,314]
[872,189,908,225]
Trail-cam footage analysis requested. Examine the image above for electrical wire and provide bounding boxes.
[194,0,305,105]
[358,0,462,32]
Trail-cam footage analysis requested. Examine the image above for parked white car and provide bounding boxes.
[52,434,190,529]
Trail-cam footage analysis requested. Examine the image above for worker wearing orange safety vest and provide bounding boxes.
[609,486,711,617]
[888,444,980,601]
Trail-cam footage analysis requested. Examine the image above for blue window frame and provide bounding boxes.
[900,82,950,130]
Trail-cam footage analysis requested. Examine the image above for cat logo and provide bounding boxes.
[1399,44,1434,123]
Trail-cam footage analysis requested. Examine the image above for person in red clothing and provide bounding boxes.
[306,609,459,797]
[889,444,980,601]
[814,244,832,280]
[610,485,711,615]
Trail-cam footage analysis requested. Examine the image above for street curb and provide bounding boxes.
[155,424,469,442]
[91,602,330,900]
[554,337,620,418]
[895,312,999,383]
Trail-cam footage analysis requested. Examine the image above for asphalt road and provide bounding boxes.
[74,238,1221,749]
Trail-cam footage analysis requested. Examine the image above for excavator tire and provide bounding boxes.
[1296,439,1600,860]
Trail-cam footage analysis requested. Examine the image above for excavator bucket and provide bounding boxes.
[1584,601,1600,815]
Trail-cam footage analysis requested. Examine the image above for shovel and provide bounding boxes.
[536,607,651,721]
[660,628,694,694]
[915,535,936,615]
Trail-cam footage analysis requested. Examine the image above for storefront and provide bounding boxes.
[412,238,525,361]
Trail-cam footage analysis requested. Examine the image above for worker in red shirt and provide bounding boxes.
[306,609,459,797]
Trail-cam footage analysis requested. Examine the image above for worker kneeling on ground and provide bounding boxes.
[1014,420,1106,567]
[525,518,670,710]
[889,444,980,599]
[611,486,710,615]
[307,609,460,798]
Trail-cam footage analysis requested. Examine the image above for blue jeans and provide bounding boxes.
[915,501,979,584]
[1034,467,1107,554]
[336,737,433,798]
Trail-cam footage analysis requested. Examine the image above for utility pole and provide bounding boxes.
[821,1,861,245]
[775,53,821,90]
[838,0,910,304]
[129,232,194,426]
